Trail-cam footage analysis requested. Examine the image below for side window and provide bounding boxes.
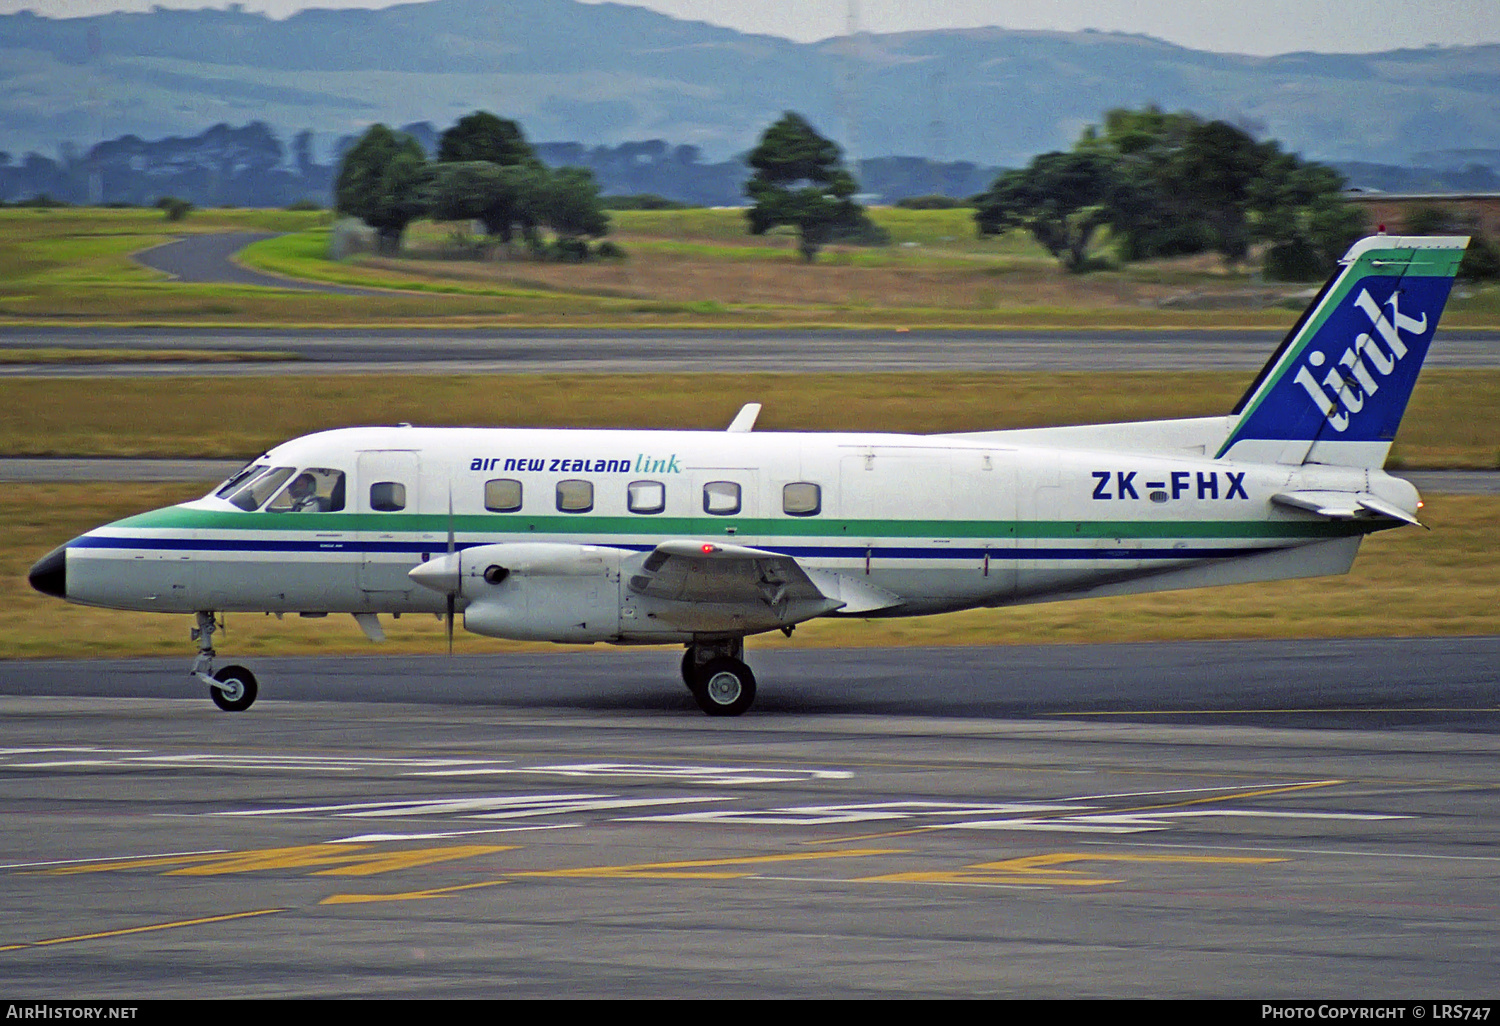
[556,479,593,513]
[627,480,665,515]
[369,481,406,512]
[266,468,346,513]
[703,480,741,516]
[783,482,821,517]
[485,479,523,513]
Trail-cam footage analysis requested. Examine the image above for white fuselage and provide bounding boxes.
[61,422,1408,644]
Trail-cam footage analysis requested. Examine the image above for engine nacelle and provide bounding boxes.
[410,542,624,642]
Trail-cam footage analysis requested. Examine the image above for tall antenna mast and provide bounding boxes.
[842,0,862,185]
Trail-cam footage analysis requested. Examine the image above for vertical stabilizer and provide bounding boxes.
[1218,235,1468,468]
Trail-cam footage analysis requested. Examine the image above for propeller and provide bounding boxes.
[445,488,456,655]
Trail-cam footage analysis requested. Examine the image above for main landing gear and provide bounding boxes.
[681,638,756,717]
[191,611,258,712]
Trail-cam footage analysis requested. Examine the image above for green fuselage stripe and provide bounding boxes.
[107,507,1374,541]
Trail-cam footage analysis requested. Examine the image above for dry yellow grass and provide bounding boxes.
[1,371,1494,467]
[377,244,1216,312]
[4,484,1495,660]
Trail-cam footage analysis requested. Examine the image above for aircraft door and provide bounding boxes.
[357,450,423,600]
[951,449,1018,601]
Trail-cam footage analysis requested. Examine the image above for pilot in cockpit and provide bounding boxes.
[287,472,327,512]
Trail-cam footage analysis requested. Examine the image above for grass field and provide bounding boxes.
[4,206,1497,328]
[5,482,1495,660]
[1,370,1494,467]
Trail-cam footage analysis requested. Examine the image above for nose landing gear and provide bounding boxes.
[191,611,259,712]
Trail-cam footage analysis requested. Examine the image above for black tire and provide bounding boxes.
[681,648,698,691]
[210,665,258,712]
[689,657,755,717]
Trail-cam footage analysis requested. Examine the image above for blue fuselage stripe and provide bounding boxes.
[70,535,1278,561]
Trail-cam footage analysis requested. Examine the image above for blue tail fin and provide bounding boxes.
[1218,235,1468,468]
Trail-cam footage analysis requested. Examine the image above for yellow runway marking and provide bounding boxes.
[860,852,1286,887]
[513,848,905,881]
[1,908,285,951]
[321,880,509,904]
[1042,707,1500,716]
[42,843,516,878]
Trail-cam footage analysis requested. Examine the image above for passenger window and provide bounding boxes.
[703,480,741,516]
[485,479,523,513]
[783,482,821,517]
[226,467,293,512]
[369,481,406,512]
[556,479,593,513]
[627,480,665,515]
[267,468,346,513]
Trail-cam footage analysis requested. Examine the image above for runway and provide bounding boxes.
[1,638,1496,997]
[5,325,1500,376]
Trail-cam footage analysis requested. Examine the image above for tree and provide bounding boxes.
[1076,107,1269,266]
[744,112,868,263]
[432,111,548,246]
[438,111,534,167]
[974,150,1116,271]
[541,166,610,250]
[427,160,544,244]
[1249,153,1364,280]
[334,125,431,254]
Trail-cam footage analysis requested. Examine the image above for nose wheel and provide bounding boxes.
[190,611,260,712]
[209,665,258,712]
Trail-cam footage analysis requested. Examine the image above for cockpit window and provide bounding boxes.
[225,467,295,512]
[267,468,346,513]
[214,462,267,499]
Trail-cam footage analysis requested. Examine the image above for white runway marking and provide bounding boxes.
[214,793,729,820]
[413,762,853,785]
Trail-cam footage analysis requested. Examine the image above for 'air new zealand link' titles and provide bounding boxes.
[1294,288,1427,432]
[469,454,683,474]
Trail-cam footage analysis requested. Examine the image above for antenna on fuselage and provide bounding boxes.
[726,403,762,433]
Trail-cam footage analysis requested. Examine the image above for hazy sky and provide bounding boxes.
[5,0,1500,55]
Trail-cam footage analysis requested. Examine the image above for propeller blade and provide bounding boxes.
[446,487,456,656]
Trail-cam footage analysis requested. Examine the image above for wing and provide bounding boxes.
[626,540,896,633]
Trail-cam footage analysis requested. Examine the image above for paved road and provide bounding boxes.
[0,637,1495,997]
[5,325,1500,376]
[131,231,382,296]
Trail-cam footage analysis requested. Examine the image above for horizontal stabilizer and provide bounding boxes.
[1271,490,1422,526]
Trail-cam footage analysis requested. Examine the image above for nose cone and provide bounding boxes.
[408,553,460,595]
[28,543,67,599]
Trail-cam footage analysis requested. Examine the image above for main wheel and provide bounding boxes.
[689,657,756,717]
[680,648,698,691]
[210,665,258,712]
